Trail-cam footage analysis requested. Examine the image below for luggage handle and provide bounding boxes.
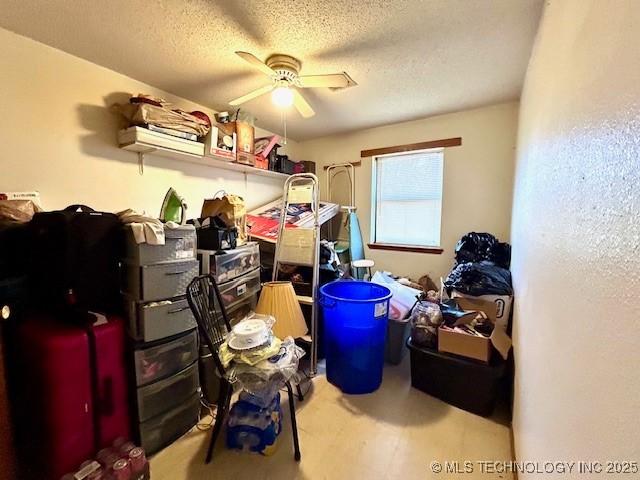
[64,204,95,213]
[168,306,190,314]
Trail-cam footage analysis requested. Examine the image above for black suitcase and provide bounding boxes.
[0,221,32,279]
[29,205,123,313]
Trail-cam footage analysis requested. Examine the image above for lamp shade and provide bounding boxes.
[255,281,308,339]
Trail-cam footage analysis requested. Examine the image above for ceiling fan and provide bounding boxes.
[228,51,357,118]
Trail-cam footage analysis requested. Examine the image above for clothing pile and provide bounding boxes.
[118,209,166,245]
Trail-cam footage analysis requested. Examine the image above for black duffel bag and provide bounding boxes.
[29,205,123,313]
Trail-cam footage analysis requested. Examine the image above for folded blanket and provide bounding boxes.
[118,209,165,245]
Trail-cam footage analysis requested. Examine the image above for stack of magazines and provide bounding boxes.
[246,199,340,243]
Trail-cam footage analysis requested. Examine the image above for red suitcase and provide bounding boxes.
[91,315,131,447]
[15,314,130,480]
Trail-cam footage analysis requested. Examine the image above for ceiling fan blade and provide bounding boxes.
[298,72,357,89]
[235,51,276,76]
[292,89,315,118]
[229,84,274,106]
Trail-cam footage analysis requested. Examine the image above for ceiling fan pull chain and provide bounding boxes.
[282,109,287,145]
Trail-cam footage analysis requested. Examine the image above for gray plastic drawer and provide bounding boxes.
[198,242,260,283]
[127,296,196,342]
[136,361,199,422]
[218,267,261,309]
[225,294,258,326]
[125,225,196,266]
[134,330,198,386]
[138,392,200,455]
[124,260,198,302]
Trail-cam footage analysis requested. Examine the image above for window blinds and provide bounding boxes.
[374,149,443,246]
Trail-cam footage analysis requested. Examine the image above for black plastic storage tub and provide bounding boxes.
[407,337,506,416]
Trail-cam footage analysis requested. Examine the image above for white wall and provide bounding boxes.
[296,102,519,281]
[511,1,640,475]
[0,27,294,215]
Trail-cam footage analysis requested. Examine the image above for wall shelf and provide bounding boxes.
[119,139,289,179]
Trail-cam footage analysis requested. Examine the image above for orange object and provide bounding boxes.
[254,155,269,170]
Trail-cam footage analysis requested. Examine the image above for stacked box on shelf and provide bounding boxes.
[196,242,261,404]
[121,224,201,454]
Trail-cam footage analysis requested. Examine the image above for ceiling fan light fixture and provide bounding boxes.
[271,85,294,108]
[232,51,350,117]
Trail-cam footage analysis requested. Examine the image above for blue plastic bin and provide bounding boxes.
[319,280,392,394]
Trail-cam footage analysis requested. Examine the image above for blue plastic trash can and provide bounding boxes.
[319,280,392,394]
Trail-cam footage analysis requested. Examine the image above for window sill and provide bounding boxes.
[367,243,444,254]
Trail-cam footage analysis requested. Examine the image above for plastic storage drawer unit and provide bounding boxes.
[407,338,506,416]
[198,242,260,283]
[225,295,257,325]
[136,362,199,422]
[126,296,196,342]
[123,260,199,301]
[138,392,200,454]
[125,225,196,266]
[133,330,199,386]
[218,267,261,310]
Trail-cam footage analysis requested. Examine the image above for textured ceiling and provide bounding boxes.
[0,0,543,140]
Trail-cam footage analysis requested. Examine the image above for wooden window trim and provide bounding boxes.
[368,243,444,254]
[360,137,462,158]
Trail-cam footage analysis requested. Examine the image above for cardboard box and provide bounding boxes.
[254,155,269,170]
[437,297,512,363]
[204,125,236,160]
[218,121,254,154]
[301,161,316,174]
[451,290,513,331]
[236,151,256,166]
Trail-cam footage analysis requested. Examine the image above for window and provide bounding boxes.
[371,148,444,250]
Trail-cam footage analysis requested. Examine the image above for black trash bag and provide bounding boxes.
[444,261,513,296]
[488,241,511,269]
[454,232,511,269]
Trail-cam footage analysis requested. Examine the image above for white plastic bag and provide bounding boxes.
[231,337,305,403]
[371,271,421,320]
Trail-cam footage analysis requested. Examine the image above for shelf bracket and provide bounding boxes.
[137,152,144,175]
